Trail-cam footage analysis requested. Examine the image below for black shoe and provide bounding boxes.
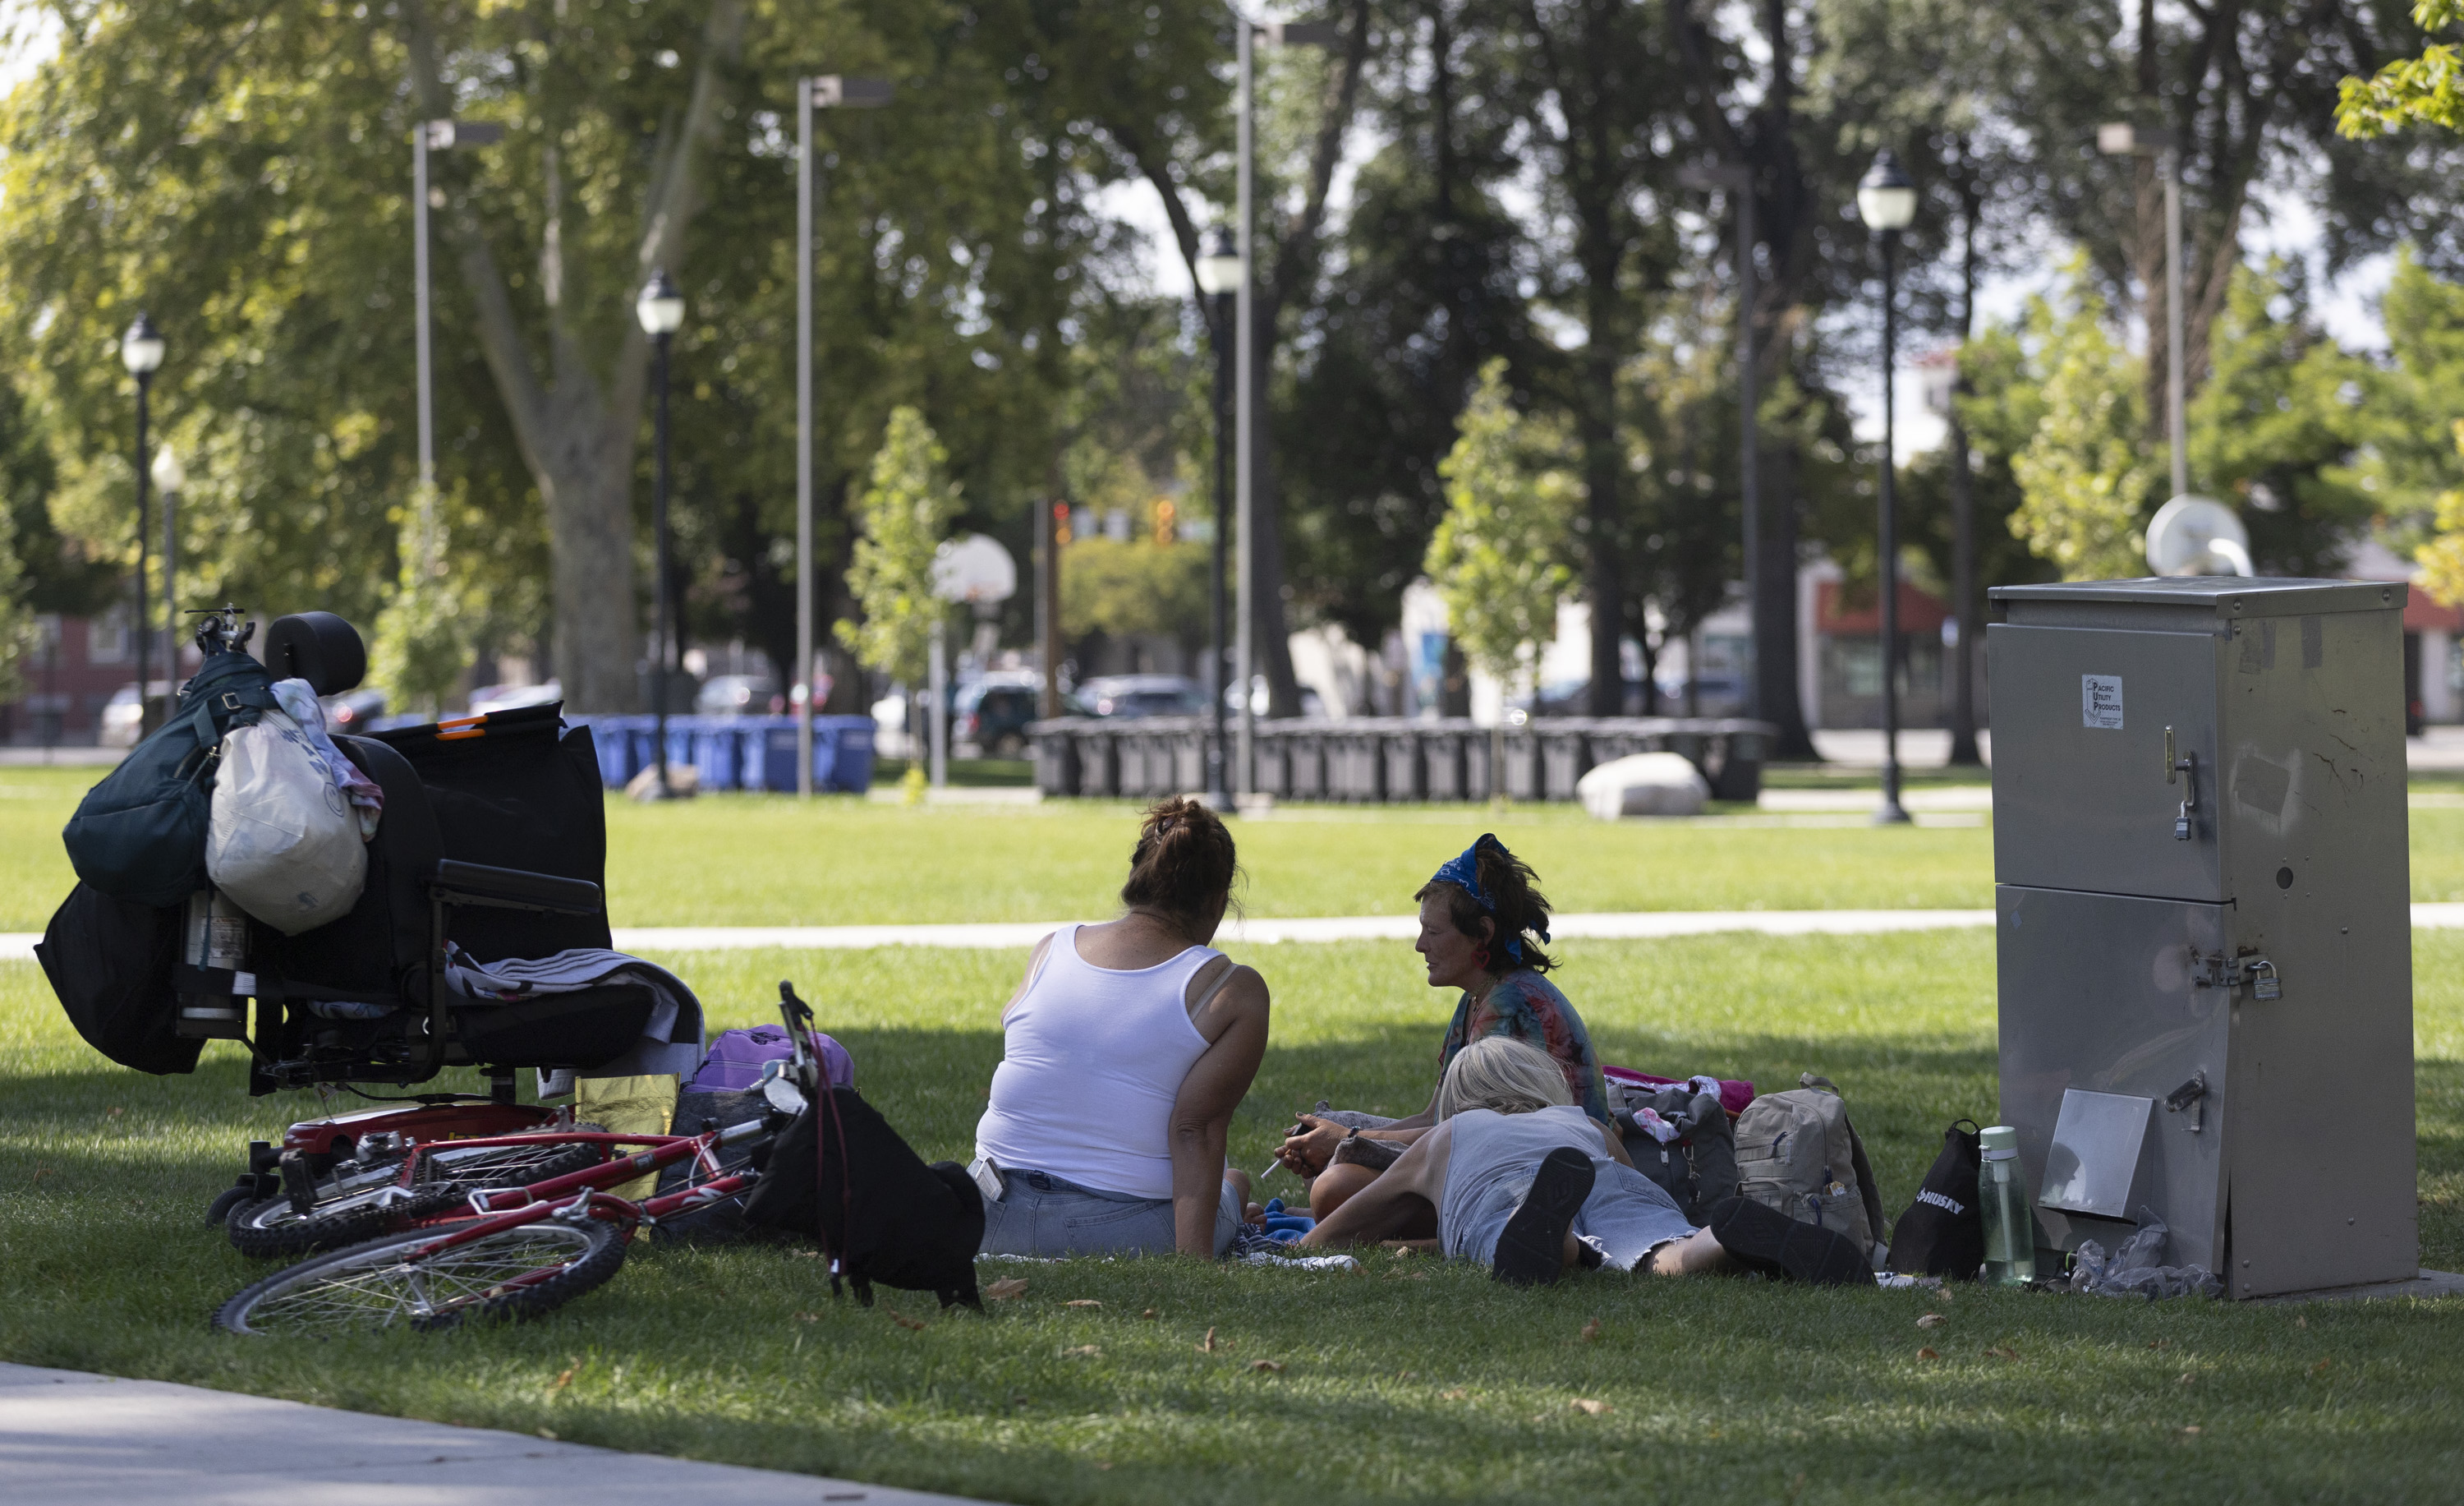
[1492,1147,1595,1287]
[1707,1196,1873,1287]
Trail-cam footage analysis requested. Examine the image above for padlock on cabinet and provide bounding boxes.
[2250,960,2282,1001]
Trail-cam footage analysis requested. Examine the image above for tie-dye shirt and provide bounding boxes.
[1437,969,1608,1122]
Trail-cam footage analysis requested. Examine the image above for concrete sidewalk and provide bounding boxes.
[0,1361,984,1505]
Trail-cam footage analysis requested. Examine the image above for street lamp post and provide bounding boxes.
[121,313,164,734]
[797,74,894,797]
[1857,149,1916,827]
[152,443,185,725]
[637,269,687,800]
[1229,13,1339,799]
[1194,226,1242,807]
[2098,122,2189,503]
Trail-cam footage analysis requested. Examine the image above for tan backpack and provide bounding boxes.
[1732,1074,1889,1263]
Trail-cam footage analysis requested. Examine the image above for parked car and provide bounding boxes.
[1652,673,1751,718]
[1221,675,1326,719]
[99,681,178,748]
[319,687,388,731]
[956,673,1044,756]
[1079,675,1210,719]
[696,674,779,716]
[467,680,563,715]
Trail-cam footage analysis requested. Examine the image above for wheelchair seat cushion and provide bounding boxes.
[451,983,657,1069]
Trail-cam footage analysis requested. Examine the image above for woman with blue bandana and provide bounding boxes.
[1276,833,1607,1226]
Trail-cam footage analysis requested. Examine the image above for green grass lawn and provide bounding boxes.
[6,928,2463,1504]
[21,763,2464,930]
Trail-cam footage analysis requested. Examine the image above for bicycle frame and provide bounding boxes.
[382,1117,777,1273]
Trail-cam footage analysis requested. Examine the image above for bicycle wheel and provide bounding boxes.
[214,1217,630,1336]
[226,1137,608,1260]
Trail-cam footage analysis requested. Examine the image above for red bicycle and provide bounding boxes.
[213,990,821,1336]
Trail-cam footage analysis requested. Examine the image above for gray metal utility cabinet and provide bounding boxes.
[1987,577,2414,1299]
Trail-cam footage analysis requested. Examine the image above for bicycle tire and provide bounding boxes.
[214,1217,630,1336]
[225,1138,608,1260]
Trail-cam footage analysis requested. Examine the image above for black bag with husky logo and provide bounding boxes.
[1887,1119,1984,1278]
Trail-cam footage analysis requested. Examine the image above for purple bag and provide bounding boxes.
[689,1025,852,1092]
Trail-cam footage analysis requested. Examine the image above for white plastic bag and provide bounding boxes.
[206,706,366,934]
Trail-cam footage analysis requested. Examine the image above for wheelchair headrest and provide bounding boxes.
[264,612,366,695]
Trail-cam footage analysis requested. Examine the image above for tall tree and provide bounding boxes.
[1078,0,1375,716]
[1280,0,1535,651]
[1512,0,1685,713]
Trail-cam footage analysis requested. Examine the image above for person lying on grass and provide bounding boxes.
[972,796,1269,1258]
[1296,1036,1873,1287]
[1275,834,1606,1227]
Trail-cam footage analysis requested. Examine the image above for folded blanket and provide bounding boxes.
[442,942,706,1086]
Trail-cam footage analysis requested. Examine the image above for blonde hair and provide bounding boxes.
[1435,1036,1574,1121]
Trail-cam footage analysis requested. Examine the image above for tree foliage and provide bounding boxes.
[2338,0,2464,140]
[1060,538,1207,649]
[2002,264,2156,581]
[1424,360,1579,693]
[836,407,959,689]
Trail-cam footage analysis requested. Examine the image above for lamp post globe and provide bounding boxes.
[121,311,166,377]
[640,269,684,798]
[637,268,686,336]
[1194,226,1243,298]
[1856,149,1917,233]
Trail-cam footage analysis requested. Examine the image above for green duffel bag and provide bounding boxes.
[63,651,278,907]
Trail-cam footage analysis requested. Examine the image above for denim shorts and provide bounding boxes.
[977,1167,1241,1259]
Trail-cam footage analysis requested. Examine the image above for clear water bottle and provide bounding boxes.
[1978,1124,2036,1286]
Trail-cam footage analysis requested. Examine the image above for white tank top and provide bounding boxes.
[973,923,1224,1200]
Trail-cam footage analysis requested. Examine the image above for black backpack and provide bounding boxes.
[62,649,276,907]
[34,883,200,1075]
[1887,1119,1985,1278]
[741,1085,984,1310]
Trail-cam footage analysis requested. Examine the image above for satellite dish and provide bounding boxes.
[931,533,1018,605]
[2145,495,2252,577]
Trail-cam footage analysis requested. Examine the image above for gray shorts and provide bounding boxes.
[977,1167,1242,1259]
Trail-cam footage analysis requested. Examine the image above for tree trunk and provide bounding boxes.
[401,0,746,712]
[1580,247,1627,715]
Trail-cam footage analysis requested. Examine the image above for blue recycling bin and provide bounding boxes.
[692,718,742,791]
[752,716,876,793]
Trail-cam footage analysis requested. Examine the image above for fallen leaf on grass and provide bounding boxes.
[794,1311,823,1323]
[888,1310,927,1331]
[1141,1309,1158,1320]
[2145,1338,2169,1350]
[106,1106,123,1118]
[2311,1358,2333,1375]
[1579,1319,1602,1343]
[1249,1360,1285,1373]
[983,1278,1029,1301]
[2177,1373,2196,1387]
[1918,1347,1942,1361]
[1064,1299,1103,1309]
[1570,1398,1611,1416]
[1441,1389,1469,1400]
[1986,1346,2020,1361]
[546,1366,576,1395]
[31,1167,50,1182]
[2294,1315,2308,1329]
[2180,1426,2202,1437]
[1062,1345,1101,1358]
[1917,1312,1946,1329]
[1198,1327,1216,1353]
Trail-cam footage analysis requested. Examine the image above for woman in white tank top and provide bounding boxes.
[973,797,1271,1258]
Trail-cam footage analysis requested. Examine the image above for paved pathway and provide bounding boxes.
[0,1361,982,1506]
[15,905,2464,960]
